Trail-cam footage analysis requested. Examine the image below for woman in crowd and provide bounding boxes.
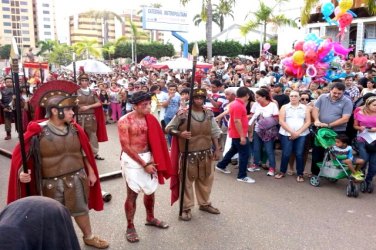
[108,81,122,122]
[354,96,376,191]
[361,80,376,96]
[248,89,279,176]
[275,91,311,182]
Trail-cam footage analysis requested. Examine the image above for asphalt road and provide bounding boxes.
[1,123,376,250]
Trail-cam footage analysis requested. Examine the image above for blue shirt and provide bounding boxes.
[164,95,181,119]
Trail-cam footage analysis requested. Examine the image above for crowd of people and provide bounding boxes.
[1,49,376,247]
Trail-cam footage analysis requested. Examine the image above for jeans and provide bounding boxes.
[280,135,306,176]
[217,138,250,179]
[356,141,376,183]
[164,117,173,145]
[253,132,276,169]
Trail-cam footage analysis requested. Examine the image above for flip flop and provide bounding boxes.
[297,176,305,182]
[145,218,169,229]
[126,228,139,243]
[275,173,285,179]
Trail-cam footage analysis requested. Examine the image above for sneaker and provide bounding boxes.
[267,168,275,176]
[237,176,255,183]
[215,166,231,174]
[351,172,364,181]
[247,164,261,172]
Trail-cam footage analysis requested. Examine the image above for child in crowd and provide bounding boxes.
[99,89,109,123]
[332,134,365,181]
[179,88,190,109]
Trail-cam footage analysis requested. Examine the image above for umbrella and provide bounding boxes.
[64,59,112,74]
[151,58,212,70]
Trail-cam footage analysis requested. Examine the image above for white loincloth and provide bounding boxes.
[121,151,158,195]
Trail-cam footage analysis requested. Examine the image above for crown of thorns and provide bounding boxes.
[129,91,152,104]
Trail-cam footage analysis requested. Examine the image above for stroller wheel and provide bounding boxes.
[310,176,320,187]
[327,178,338,183]
[360,181,367,193]
[346,183,352,197]
[353,184,360,198]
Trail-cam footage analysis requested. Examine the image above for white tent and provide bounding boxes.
[64,59,112,74]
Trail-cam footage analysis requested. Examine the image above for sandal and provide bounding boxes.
[145,218,169,229]
[297,176,304,182]
[95,155,105,160]
[275,173,285,179]
[83,235,109,248]
[126,228,139,243]
[287,170,295,176]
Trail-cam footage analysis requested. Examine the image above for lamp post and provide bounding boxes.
[73,52,77,83]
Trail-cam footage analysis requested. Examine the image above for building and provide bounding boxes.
[0,0,57,56]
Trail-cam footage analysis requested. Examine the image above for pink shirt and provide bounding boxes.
[228,98,248,138]
[354,110,376,128]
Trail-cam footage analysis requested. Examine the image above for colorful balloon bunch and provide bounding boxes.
[282,33,353,79]
[321,0,356,40]
[140,56,157,66]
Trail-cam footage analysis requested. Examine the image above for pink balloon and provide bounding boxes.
[294,41,305,51]
[332,42,353,58]
[304,50,318,64]
[303,41,317,52]
[339,13,353,28]
[263,43,271,51]
[282,57,293,67]
[317,39,333,60]
[334,6,342,17]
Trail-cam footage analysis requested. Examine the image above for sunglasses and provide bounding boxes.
[300,98,309,101]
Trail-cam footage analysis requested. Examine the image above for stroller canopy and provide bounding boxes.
[314,128,337,149]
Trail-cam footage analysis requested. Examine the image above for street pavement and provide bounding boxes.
[1,123,376,250]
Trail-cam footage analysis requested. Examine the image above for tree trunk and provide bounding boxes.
[263,22,267,44]
[206,0,213,62]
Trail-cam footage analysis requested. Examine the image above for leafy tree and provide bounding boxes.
[36,40,56,56]
[114,42,175,61]
[73,39,101,59]
[81,10,124,45]
[48,43,74,66]
[102,43,116,60]
[0,44,11,59]
[301,0,376,25]
[128,19,149,63]
[212,0,236,32]
[182,0,213,62]
[240,0,297,44]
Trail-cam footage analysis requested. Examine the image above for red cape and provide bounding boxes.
[145,114,173,184]
[7,121,104,211]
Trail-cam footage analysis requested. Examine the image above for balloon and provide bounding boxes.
[285,66,296,77]
[339,0,353,13]
[315,62,329,77]
[303,41,317,52]
[332,42,353,58]
[304,50,318,64]
[294,40,305,51]
[321,2,335,24]
[317,39,334,60]
[304,33,318,42]
[281,57,293,68]
[263,43,271,51]
[292,51,305,65]
[339,13,353,28]
[334,6,343,18]
[321,50,334,63]
[306,64,317,78]
[296,66,304,79]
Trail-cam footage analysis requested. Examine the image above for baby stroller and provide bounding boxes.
[310,128,359,198]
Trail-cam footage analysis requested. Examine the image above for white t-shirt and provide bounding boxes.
[279,103,309,136]
[249,102,279,132]
[156,91,169,120]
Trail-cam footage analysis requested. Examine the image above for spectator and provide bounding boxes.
[248,88,279,176]
[275,91,311,182]
[271,83,290,109]
[353,50,368,73]
[108,82,122,122]
[360,80,375,96]
[311,82,353,176]
[207,80,226,116]
[344,76,360,102]
[163,83,181,143]
[150,84,168,124]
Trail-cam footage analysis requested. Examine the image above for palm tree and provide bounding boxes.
[240,0,297,44]
[81,10,124,45]
[102,43,116,60]
[181,0,213,62]
[48,43,74,66]
[73,39,101,59]
[36,40,56,56]
[192,12,220,29]
[301,0,376,25]
[128,19,149,62]
[212,0,236,32]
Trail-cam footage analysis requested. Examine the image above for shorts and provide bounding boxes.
[121,152,158,195]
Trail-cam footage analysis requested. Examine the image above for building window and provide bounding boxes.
[4,29,12,34]
[21,16,28,20]
[2,7,10,11]
[43,10,49,14]
[44,24,51,28]
[21,8,27,12]
[3,14,10,19]
[21,23,29,27]
[23,38,30,42]
[42,3,49,7]
[22,30,29,35]
[11,8,20,14]
[44,32,51,35]
[43,17,50,21]
[2,0,10,3]
[3,22,11,26]
[20,1,27,5]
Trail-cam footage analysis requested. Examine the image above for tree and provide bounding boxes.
[128,19,149,62]
[0,44,11,59]
[102,43,116,60]
[81,10,124,45]
[181,0,213,62]
[212,0,236,32]
[73,39,101,59]
[240,0,297,44]
[301,0,376,25]
[36,40,56,56]
[48,43,74,66]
